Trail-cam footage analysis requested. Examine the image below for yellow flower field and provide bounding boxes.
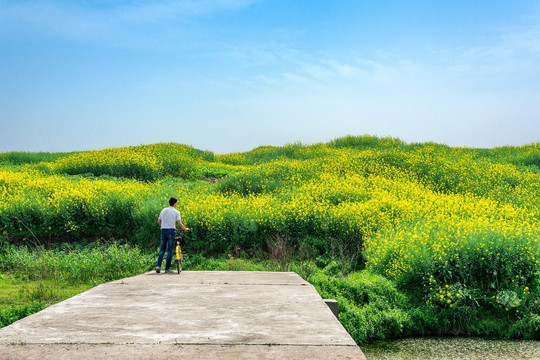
[1,137,539,321]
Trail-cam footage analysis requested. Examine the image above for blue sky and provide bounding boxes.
[1,1,539,153]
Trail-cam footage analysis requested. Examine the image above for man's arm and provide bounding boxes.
[177,219,190,232]
[157,219,162,227]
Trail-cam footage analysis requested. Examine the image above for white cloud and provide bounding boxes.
[0,0,260,46]
[431,20,540,87]
[321,60,359,77]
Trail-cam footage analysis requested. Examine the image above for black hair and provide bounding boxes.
[169,197,177,206]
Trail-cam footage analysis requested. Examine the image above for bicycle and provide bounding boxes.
[174,232,186,274]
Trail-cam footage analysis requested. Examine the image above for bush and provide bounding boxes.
[510,314,540,339]
[311,270,411,344]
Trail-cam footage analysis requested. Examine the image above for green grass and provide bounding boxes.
[1,135,539,344]
[1,241,539,345]
[2,242,540,360]
[0,273,92,327]
[0,273,90,305]
[0,241,155,327]
[0,241,155,284]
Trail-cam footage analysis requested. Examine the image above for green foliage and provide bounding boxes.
[216,170,281,196]
[0,241,154,284]
[216,142,322,165]
[0,151,71,165]
[311,270,411,344]
[510,314,540,339]
[480,143,540,168]
[328,134,406,150]
[1,135,539,342]
[47,143,228,181]
[0,302,46,327]
[0,241,153,328]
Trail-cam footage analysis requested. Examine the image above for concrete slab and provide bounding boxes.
[0,271,366,359]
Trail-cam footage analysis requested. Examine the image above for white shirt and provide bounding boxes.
[159,206,181,229]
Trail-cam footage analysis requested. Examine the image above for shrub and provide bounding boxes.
[311,270,411,344]
[510,314,540,339]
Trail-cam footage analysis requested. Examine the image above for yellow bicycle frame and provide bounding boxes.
[175,240,183,262]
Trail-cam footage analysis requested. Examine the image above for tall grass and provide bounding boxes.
[0,241,154,284]
[0,240,155,327]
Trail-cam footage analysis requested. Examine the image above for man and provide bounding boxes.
[156,197,190,274]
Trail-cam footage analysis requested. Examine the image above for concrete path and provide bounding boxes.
[0,271,366,359]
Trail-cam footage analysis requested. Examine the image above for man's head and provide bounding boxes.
[169,197,177,207]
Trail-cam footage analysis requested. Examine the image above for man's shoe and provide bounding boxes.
[165,269,174,274]
[156,267,161,273]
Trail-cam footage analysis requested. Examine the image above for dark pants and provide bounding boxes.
[156,229,175,270]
